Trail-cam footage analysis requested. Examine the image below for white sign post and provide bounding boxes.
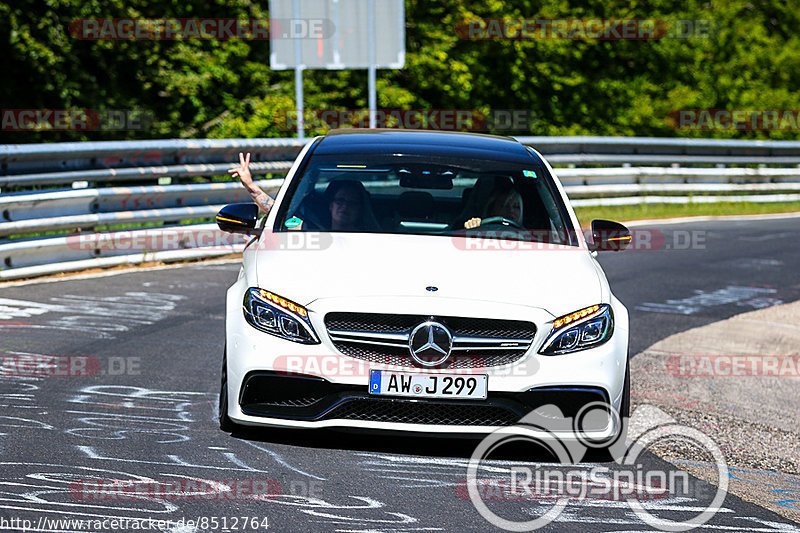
[269,0,405,138]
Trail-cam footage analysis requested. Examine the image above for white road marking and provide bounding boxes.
[636,286,781,315]
[243,441,327,481]
[0,292,185,338]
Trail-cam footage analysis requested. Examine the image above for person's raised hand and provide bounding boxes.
[228,152,254,191]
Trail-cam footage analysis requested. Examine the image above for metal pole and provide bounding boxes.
[367,0,376,129]
[293,0,305,139]
[294,68,305,140]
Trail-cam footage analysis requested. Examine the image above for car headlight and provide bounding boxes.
[243,287,319,344]
[540,304,613,355]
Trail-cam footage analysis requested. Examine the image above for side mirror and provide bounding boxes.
[589,219,631,251]
[216,203,261,234]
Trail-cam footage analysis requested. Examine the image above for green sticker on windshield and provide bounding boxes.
[285,216,303,229]
[523,170,537,178]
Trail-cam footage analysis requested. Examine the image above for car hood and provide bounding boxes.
[253,232,605,317]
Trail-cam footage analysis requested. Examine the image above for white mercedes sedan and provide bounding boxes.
[217,129,631,443]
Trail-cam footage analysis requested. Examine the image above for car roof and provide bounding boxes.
[314,129,536,164]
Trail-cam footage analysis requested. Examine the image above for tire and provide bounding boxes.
[219,345,239,432]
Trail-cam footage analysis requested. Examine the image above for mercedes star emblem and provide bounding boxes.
[408,321,453,366]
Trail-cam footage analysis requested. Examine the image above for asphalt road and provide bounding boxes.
[0,215,799,532]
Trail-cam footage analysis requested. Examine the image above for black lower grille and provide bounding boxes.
[239,373,330,407]
[265,396,323,407]
[239,371,610,429]
[322,398,520,426]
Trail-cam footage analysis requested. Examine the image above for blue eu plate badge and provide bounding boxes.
[369,369,381,393]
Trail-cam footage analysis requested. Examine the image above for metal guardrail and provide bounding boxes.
[2,135,800,281]
[0,161,293,188]
[0,227,250,280]
[0,138,305,176]
[516,136,800,166]
[0,180,283,234]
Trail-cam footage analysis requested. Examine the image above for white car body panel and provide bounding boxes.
[248,232,603,318]
[222,132,630,438]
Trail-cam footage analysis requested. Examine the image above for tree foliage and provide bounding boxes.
[1,0,798,142]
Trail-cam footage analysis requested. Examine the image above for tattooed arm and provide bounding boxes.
[228,152,275,215]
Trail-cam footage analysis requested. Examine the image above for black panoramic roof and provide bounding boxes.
[314,129,535,163]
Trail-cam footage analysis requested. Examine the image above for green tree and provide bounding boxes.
[2,0,799,142]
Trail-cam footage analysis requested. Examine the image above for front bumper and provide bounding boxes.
[224,279,629,437]
[240,370,610,429]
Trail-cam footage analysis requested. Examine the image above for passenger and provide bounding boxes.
[229,152,275,215]
[464,187,524,229]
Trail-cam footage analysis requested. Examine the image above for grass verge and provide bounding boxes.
[573,200,800,226]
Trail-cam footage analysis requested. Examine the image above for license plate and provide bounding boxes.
[369,370,487,400]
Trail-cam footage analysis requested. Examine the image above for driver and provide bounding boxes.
[229,153,378,231]
[464,188,524,229]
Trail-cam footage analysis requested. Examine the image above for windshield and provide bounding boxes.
[275,153,576,245]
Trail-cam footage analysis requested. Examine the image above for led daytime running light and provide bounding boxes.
[553,304,601,329]
[258,289,308,318]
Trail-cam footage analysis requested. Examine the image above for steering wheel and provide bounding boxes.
[478,216,525,230]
